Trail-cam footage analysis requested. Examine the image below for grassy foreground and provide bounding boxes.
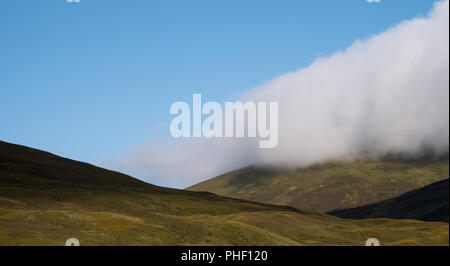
[0,141,448,246]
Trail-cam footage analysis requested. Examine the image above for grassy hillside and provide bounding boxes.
[0,141,448,246]
[329,179,449,222]
[187,159,449,212]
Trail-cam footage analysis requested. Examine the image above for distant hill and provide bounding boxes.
[187,159,449,212]
[329,179,449,222]
[0,140,448,246]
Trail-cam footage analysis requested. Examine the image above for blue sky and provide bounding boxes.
[0,0,438,164]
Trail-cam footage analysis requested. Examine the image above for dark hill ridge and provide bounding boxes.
[329,179,449,222]
[0,140,154,189]
[187,159,449,212]
[0,140,448,245]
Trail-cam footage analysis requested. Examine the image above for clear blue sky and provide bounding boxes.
[0,0,437,163]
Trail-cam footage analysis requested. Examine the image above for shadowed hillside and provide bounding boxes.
[187,160,448,212]
[0,141,448,246]
[329,179,449,222]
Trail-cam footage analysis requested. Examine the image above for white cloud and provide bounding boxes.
[104,0,449,188]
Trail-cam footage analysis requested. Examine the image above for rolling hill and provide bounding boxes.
[329,179,449,222]
[0,140,448,246]
[187,159,449,212]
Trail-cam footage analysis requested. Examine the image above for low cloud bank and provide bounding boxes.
[106,1,449,188]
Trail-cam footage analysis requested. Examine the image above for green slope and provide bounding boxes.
[187,159,449,212]
[329,179,449,222]
[0,141,448,246]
